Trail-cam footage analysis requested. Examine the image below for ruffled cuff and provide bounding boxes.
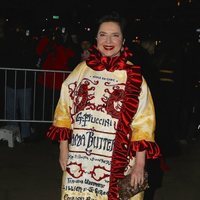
[131,140,161,159]
[46,125,72,141]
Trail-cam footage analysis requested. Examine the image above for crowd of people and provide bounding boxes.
[0,16,93,142]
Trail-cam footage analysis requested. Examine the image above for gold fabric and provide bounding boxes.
[53,83,71,128]
[51,62,156,200]
[130,192,144,200]
[131,78,156,142]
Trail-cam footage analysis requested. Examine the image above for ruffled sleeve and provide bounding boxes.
[47,125,72,141]
[46,81,72,141]
[130,78,161,159]
[131,140,161,159]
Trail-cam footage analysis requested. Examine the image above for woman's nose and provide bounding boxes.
[105,35,112,43]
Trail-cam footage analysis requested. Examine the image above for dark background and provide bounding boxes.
[1,0,200,42]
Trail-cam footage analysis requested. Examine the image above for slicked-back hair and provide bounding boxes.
[96,11,127,39]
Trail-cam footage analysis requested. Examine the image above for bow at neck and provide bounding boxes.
[86,45,133,72]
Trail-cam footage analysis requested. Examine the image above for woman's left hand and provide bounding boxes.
[130,165,145,189]
[130,150,146,189]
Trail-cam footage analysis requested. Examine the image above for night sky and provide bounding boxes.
[1,0,200,42]
[1,0,199,17]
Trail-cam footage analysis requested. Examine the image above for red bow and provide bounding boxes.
[86,45,133,72]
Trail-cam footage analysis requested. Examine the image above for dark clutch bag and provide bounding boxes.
[118,171,149,199]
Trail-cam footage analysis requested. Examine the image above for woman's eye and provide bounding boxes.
[99,33,106,37]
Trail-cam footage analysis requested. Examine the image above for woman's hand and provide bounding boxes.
[130,151,146,189]
[131,164,145,189]
[59,140,69,171]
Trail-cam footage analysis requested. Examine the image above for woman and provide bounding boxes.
[47,12,160,200]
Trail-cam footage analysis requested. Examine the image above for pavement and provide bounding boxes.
[153,138,200,200]
[0,133,200,200]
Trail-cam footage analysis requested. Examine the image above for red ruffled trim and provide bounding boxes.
[46,125,72,141]
[131,140,161,159]
[86,45,133,72]
[108,66,142,199]
[84,46,160,199]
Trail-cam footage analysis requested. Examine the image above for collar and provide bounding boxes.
[86,45,133,72]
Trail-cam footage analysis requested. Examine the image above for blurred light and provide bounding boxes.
[196,28,200,32]
[25,30,30,36]
[62,27,66,33]
[85,27,91,31]
[132,36,140,44]
[155,40,161,46]
[135,18,141,22]
[177,0,181,6]
[155,41,158,46]
[53,15,59,20]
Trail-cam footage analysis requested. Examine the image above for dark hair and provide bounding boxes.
[97,11,127,38]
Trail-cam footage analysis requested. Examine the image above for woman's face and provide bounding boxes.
[96,22,124,57]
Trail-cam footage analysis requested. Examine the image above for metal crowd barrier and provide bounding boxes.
[0,67,71,124]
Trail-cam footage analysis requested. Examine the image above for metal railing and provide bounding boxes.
[0,67,71,123]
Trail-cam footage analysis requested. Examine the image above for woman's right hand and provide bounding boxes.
[59,140,69,171]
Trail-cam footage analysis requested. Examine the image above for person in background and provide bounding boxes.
[47,11,160,200]
[153,42,182,157]
[0,16,6,120]
[80,37,92,61]
[0,16,6,64]
[68,31,82,70]
[127,38,164,200]
[34,27,78,135]
[4,20,36,142]
[178,40,200,143]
